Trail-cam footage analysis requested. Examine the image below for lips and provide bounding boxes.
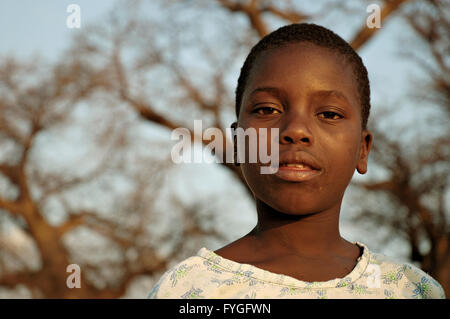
[278,151,322,171]
[273,151,323,182]
[279,163,316,171]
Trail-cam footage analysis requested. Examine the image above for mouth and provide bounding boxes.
[279,163,318,171]
[273,152,323,182]
[275,164,322,182]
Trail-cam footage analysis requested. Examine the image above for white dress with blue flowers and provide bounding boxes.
[148,241,445,299]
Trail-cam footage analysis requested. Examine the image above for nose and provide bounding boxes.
[279,110,314,145]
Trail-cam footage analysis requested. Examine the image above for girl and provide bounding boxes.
[149,23,445,299]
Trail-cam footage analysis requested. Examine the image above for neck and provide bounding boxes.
[249,199,349,258]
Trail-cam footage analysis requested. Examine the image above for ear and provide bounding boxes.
[230,122,240,166]
[230,121,238,143]
[356,129,373,174]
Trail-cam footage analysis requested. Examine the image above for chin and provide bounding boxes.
[258,194,331,216]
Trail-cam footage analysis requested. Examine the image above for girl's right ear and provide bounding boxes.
[230,122,239,166]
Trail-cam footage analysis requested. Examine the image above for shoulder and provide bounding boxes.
[147,248,224,299]
[368,250,446,299]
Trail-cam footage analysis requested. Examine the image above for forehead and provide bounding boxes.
[245,42,359,109]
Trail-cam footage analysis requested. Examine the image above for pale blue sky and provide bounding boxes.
[0,0,110,60]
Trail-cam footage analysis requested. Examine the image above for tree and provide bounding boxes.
[2,0,446,298]
[0,55,227,297]
[351,0,450,295]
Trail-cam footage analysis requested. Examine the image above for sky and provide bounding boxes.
[0,0,108,60]
[0,0,437,263]
[0,0,428,122]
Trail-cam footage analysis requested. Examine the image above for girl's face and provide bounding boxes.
[236,42,372,215]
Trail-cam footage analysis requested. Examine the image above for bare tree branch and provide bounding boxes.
[350,0,412,50]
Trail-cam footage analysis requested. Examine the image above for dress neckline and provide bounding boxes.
[196,241,370,288]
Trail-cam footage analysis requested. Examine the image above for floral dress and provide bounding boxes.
[148,241,445,299]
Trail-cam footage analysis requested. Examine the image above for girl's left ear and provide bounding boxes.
[356,130,373,174]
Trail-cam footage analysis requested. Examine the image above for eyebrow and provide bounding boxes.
[313,90,351,104]
[250,87,351,106]
[249,87,285,99]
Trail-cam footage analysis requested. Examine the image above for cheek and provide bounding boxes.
[237,125,279,166]
[321,131,360,180]
[240,162,270,199]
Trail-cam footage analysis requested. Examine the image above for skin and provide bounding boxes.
[215,42,373,282]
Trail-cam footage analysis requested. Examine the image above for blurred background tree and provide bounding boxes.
[350,0,450,295]
[0,0,448,298]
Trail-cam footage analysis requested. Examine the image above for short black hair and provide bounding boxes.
[235,23,371,130]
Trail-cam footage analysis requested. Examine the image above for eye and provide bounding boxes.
[318,111,343,120]
[253,106,281,115]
